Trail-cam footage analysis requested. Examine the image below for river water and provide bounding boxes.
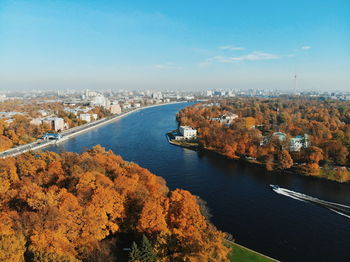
[46,102,350,262]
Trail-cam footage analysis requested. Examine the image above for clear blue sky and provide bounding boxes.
[0,0,349,91]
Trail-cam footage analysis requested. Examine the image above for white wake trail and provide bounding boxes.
[272,187,350,219]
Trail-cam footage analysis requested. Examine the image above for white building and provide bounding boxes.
[179,126,197,139]
[30,118,44,126]
[31,117,65,131]
[185,95,194,100]
[152,92,163,99]
[92,94,109,107]
[210,113,238,125]
[108,104,122,114]
[79,113,91,123]
[206,90,213,97]
[37,110,48,116]
[289,135,310,152]
[85,89,98,97]
[122,103,132,109]
[227,91,236,97]
[0,95,7,102]
[91,114,98,121]
[64,108,79,115]
[43,117,65,131]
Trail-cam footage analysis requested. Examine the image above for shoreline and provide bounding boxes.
[168,140,350,184]
[0,101,189,158]
[166,131,199,150]
[226,240,280,262]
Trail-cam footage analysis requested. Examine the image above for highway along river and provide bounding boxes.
[45,102,350,262]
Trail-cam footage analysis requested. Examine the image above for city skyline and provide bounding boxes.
[1,0,349,91]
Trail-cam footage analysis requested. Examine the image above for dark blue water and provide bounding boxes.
[46,103,350,262]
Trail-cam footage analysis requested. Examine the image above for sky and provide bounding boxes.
[0,0,349,91]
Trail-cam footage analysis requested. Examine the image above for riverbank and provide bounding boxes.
[40,101,350,262]
[0,101,188,158]
[226,241,279,262]
[166,130,199,150]
[207,146,350,183]
[167,137,350,183]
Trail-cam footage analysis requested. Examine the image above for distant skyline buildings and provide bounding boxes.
[0,0,349,91]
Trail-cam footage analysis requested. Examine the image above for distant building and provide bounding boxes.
[185,95,194,100]
[30,118,44,126]
[0,112,25,118]
[122,103,132,109]
[260,132,310,152]
[79,113,91,123]
[31,117,65,131]
[64,108,79,115]
[289,134,310,152]
[5,119,14,124]
[260,132,287,146]
[91,114,98,121]
[152,92,163,99]
[206,90,213,97]
[108,104,122,114]
[220,113,238,124]
[0,95,7,102]
[272,132,287,142]
[42,117,65,131]
[210,113,238,125]
[92,94,109,107]
[85,89,98,97]
[37,110,48,116]
[227,91,236,97]
[179,126,197,139]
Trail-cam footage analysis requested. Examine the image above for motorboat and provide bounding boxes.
[269,184,280,190]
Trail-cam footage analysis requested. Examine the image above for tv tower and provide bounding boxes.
[293,69,297,94]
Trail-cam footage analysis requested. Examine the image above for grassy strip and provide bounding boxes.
[226,241,278,262]
[170,140,198,147]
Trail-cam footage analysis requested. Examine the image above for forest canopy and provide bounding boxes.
[177,98,350,182]
[0,145,229,262]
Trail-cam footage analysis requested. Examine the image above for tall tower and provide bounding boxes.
[293,71,297,94]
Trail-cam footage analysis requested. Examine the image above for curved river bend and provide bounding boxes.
[46,103,350,262]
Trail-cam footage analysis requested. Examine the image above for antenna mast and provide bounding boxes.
[294,70,297,93]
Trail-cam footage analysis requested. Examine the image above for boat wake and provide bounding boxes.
[271,185,350,219]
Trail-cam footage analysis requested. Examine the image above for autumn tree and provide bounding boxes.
[277,150,293,170]
[0,233,26,262]
[0,146,230,261]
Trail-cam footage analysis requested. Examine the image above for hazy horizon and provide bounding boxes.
[1,0,349,91]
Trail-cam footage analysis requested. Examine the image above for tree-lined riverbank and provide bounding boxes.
[176,99,350,183]
[45,102,350,262]
[0,101,187,158]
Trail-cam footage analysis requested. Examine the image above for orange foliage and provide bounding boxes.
[0,99,112,152]
[0,146,229,261]
[177,98,350,181]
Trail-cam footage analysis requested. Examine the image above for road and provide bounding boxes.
[0,101,188,158]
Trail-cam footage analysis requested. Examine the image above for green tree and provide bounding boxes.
[139,235,157,262]
[129,241,141,262]
[129,235,156,262]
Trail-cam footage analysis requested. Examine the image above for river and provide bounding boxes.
[45,102,350,262]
